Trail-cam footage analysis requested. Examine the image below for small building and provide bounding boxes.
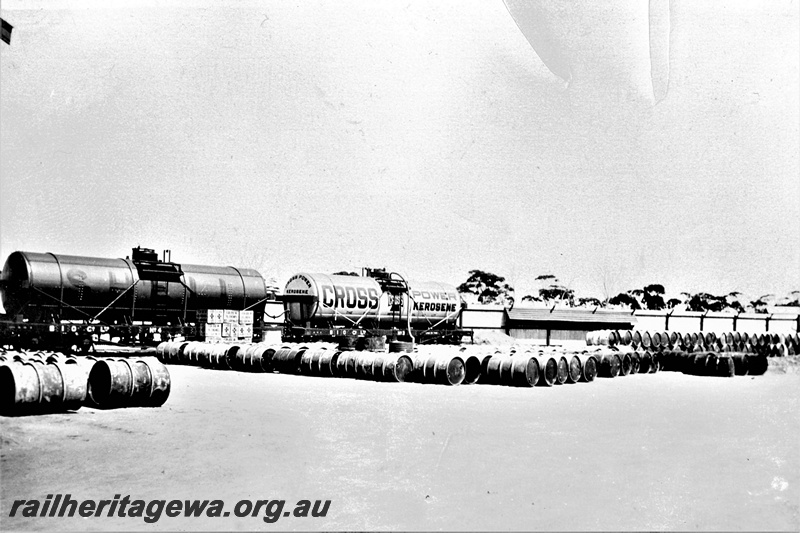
[504,307,636,344]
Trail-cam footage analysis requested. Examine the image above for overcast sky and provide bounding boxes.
[1,0,798,303]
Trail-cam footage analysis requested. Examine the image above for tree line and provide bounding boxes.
[456,270,800,313]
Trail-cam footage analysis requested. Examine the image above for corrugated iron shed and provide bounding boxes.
[506,307,636,325]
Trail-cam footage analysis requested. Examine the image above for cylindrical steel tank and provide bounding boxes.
[283,272,462,328]
[0,251,269,323]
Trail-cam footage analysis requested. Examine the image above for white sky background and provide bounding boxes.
[0,0,798,302]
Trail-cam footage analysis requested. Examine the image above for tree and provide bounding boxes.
[528,274,575,306]
[576,297,602,307]
[749,297,770,314]
[642,284,666,310]
[457,270,514,305]
[608,292,641,310]
[538,285,574,304]
[777,291,800,307]
[686,292,727,312]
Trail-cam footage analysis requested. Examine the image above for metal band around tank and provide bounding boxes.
[46,252,65,317]
[228,266,248,308]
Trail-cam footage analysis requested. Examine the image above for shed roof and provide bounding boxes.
[506,307,636,325]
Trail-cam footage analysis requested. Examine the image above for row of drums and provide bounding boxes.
[577,348,767,377]
[587,329,798,356]
[156,340,605,387]
[0,350,171,416]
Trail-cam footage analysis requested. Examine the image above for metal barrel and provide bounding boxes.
[554,355,569,384]
[156,341,170,362]
[651,332,663,349]
[682,332,693,351]
[672,351,694,373]
[191,343,210,367]
[598,330,618,346]
[745,353,768,375]
[300,348,326,376]
[704,332,717,346]
[703,353,718,376]
[86,356,170,409]
[411,354,465,386]
[617,330,633,346]
[635,351,652,373]
[509,355,538,387]
[659,350,679,372]
[596,352,621,378]
[433,355,466,386]
[687,352,714,376]
[479,354,494,382]
[648,350,661,373]
[618,352,632,376]
[335,351,360,378]
[169,341,191,364]
[631,330,643,348]
[206,343,231,370]
[669,331,680,347]
[355,352,377,380]
[254,345,279,373]
[237,343,267,372]
[368,353,390,381]
[483,355,506,385]
[0,361,87,415]
[184,342,205,365]
[270,347,305,375]
[308,349,337,377]
[640,331,652,349]
[533,354,557,387]
[566,354,583,384]
[499,355,516,384]
[459,354,482,385]
[227,344,253,371]
[629,351,641,373]
[574,353,597,382]
[373,353,414,382]
[716,355,735,377]
[689,332,701,348]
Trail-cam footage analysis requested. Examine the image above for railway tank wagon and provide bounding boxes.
[282,268,471,344]
[0,247,272,350]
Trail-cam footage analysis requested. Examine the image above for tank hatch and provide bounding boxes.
[131,247,183,282]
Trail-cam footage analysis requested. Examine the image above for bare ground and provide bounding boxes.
[1,356,798,531]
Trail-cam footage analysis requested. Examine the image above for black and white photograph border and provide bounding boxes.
[0,0,798,531]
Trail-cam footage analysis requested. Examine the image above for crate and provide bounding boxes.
[223,310,239,323]
[198,309,224,324]
[204,323,222,337]
[239,310,254,324]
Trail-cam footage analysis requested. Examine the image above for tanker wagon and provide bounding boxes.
[0,246,277,351]
[282,268,472,345]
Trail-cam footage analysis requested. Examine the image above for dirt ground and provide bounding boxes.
[1,353,799,531]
